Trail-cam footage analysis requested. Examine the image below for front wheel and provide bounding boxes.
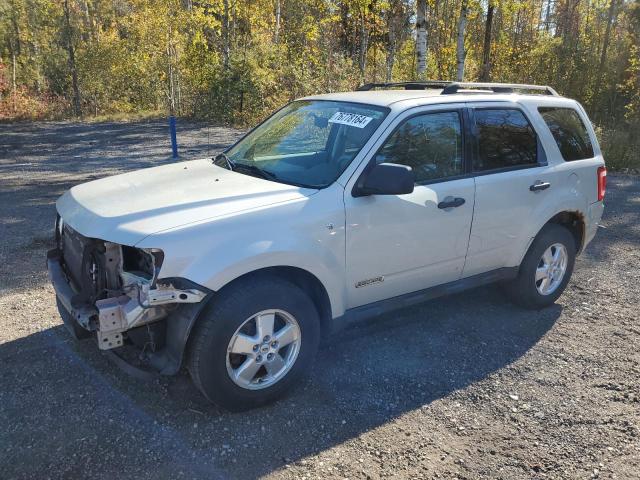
[187,276,320,411]
[505,224,576,309]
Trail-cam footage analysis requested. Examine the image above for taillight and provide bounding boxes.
[597,166,607,201]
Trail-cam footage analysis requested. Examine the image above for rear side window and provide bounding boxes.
[473,109,538,172]
[538,107,594,161]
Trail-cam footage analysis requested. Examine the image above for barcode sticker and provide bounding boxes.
[328,112,373,129]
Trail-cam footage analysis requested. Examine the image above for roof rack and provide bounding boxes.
[356,81,559,96]
[357,81,452,91]
[441,82,559,96]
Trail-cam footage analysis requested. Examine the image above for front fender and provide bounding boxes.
[137,185,347,318]
[180,244,347,318]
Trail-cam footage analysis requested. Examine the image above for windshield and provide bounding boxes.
[224,100,389,188]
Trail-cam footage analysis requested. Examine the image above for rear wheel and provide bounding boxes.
[187,276,320,411]
[505,224,576,309]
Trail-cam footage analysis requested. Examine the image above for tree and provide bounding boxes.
[222,0,231,69]
[455,0,469,81]
[358,5,368,79]
[0,0,637,140]
[273,0,281,44]
[385,0,409,82]
[415,0,427,78]
[480,2,495,81]
[63,0,81,117]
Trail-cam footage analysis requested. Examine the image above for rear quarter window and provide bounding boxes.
[538,107,594,161]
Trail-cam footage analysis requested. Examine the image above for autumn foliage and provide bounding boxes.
[0,0,638,166]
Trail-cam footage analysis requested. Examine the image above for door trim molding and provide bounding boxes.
[334,266,518,330]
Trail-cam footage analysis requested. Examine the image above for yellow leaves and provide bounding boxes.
[1,0,637,125]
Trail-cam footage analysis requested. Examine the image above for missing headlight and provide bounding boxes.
[121,246,164,284]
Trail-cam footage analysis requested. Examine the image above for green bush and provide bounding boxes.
[596,124,640,172]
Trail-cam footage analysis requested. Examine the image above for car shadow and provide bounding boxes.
[0,284,560,479]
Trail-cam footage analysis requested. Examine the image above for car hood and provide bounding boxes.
[57,159,317,246]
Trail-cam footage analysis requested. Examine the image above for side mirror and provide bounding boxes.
[352,162,414,197]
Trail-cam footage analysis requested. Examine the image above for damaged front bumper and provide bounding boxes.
[47,247,211,374]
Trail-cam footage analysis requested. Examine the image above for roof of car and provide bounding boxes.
[302,89,571,108]
[303,90,444,107]
[302,82,569,109]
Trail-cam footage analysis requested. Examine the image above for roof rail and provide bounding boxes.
[357,81,452,91]
[441,82,559,96]
[356,81,559,96]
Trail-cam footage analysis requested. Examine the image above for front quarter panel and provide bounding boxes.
[136,183,348,318]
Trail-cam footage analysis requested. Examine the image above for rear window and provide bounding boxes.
[473,109,538,172]
[538,107,594,161]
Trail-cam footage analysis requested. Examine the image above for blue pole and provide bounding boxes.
[169,115,178,159]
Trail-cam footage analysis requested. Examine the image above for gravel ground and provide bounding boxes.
[1,120,639,480]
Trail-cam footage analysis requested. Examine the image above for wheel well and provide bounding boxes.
[547,211,585,253]
[220,266,333,336]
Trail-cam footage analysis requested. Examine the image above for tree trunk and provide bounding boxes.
[63,0,82,117]
[274,0,281,44]
[544,0,552,33]
[9,9,20,112]
[480,3,495,81]
[11,47,17,113]
[386,0,407,83]
[416,0,427,77]
[599,0,618,74]
[222,0,230,69]
[456,0,468,82]
[359,11,368,80]
[167,25,176,116]
[386,27,396,82]
[592,0,619,119]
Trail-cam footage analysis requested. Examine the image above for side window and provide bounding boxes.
[473,109,538,172]
[375,111,463,183]
[538,107,594,161]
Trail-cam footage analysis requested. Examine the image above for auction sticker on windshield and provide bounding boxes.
[328,112,373,128]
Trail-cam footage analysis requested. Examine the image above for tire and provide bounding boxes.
[187,275,320,411]
[505,223,576,310]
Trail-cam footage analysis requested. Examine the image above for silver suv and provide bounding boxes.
[48,82,606,410]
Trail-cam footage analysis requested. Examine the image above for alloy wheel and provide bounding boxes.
[535,243,568,295]
[225,309,301,390]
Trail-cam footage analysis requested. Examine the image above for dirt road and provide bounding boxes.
[1,120,638,479]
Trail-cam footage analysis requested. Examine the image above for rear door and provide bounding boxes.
[462,103,559,277]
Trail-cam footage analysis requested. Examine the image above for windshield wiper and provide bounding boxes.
[212,154,275,182]
[213,154,316,188]
[237,164,321,188]
[233,162,279,182]
[212,152,235,171]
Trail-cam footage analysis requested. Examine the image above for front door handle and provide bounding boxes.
[530,181,551,192]
[438,197,466,209]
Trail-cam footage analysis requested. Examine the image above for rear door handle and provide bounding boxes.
[530,181,551,192]
[438,197,465,209]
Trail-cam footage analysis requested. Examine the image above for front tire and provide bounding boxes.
[505,224,576,309]
[187,276,320,411]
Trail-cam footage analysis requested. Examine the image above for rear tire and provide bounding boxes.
[505,224,576,310]
[187,275,320,411]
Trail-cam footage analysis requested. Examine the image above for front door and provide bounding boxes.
[344,108,475,309]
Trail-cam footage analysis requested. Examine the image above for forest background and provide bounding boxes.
[1,0,638,169]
